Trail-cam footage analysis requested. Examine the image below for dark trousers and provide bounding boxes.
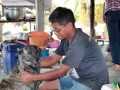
[106,10,120,64]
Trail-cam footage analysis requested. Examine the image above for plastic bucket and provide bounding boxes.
[29,31,49,50]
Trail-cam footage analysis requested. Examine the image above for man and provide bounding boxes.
[19,7,109,90]
[103,0,120,70]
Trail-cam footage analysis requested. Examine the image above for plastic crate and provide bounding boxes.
[2,42,25,74]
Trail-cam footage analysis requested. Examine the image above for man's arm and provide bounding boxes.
[39,54,62,68]
[33,64,70,81]
[19,64,70,83]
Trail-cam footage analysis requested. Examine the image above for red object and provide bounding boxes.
[102,32,106,39]
[18,40,29,46]
[29,31,49,50]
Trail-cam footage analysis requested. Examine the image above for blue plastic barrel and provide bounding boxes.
[2,42,25,74]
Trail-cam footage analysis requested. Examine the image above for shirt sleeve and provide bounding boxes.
[62,42,85,68]
[55,40,66,56]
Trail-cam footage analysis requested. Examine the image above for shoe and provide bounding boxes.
[113,64,120,71]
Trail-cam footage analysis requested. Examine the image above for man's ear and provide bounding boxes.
[66,22,73,29]
[65,22,73,32]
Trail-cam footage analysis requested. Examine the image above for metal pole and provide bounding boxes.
[90,0,95,38]
[35,0,44,31]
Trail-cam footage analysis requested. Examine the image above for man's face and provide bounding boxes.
[51,22,68,40]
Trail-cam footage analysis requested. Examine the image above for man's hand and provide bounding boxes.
[19,72,34,84]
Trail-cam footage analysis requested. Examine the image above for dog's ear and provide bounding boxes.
[17,48,23,55]
[37,47,41,54]
[36,46,41,61]
[29,45,41,60]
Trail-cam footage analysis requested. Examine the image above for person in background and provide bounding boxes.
[19,7,109,90]
[103,0,120,70]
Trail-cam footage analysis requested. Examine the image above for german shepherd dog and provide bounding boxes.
[0,45,42,90]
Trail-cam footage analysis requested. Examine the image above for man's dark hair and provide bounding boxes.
[49,7,76,26]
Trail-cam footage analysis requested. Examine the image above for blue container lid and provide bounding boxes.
[2,42,26,52]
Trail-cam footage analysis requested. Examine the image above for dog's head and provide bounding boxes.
[17,45,41,72]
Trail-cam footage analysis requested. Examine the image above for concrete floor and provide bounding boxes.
[106,59,120,83]
[100,44,120,83]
